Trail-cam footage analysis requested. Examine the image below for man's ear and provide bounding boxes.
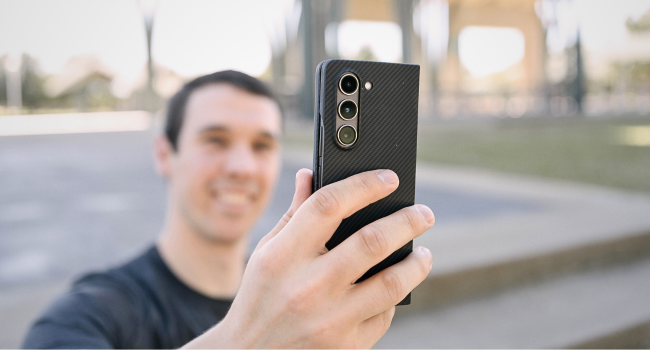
[154,135,175,179]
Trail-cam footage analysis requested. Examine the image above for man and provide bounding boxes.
[23,70,435,348]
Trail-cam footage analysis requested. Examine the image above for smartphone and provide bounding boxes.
[312,59,419,305]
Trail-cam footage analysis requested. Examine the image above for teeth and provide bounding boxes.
[218,192,250,205]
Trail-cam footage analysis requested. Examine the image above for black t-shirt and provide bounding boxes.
[22,246,233,349]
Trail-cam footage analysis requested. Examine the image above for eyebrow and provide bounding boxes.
[198,125,280,141]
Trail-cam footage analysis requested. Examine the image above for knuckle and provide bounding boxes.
[284,279,323,315]
[311,189,340,217]
[281,212,293,224]
[285,288,311,315]
[314,319,336,338]
[381,309,394,332]
[357,225,388,257]
[403,208,421,232]
[355,173,374,193]
[254,249,284,276]
[309,319,339,346]
[381,271,404,303]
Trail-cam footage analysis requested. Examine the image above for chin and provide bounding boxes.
[202,216,253,245]
[198,228,245,246]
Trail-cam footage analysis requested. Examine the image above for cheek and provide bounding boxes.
[258,154,281,191]
[176,150,224,189]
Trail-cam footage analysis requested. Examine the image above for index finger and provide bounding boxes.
[279,169,399,253]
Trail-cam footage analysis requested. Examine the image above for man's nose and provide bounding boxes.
[222,142,256,177]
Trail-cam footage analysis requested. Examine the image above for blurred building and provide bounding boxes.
[1,0,649,118]
[273,0,650,119]
[43,56,116,112]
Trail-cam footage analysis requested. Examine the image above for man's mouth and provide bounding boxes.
[210,181,261,214]
[215,190,254,206]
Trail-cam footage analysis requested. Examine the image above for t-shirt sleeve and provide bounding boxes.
[22,284,136,349]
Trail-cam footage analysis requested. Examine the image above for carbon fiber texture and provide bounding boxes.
[314,59,420,305]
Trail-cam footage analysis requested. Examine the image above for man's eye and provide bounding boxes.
[253,142,272,152]
[208,137,226,145]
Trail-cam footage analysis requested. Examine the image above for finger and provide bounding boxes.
[325,205,434,282]
[356,306,395,348]
[345,246,432,321]
[279,169,399,252]
[272,168,313,234]
[255,169,313,251]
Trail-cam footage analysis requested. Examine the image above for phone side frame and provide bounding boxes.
[312,60,328,194]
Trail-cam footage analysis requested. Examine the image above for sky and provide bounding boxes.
[336,20,402,62]
[0,0,293,90]
[459,26,525,78]
[575,0,650,78]
[0,1,146,79]
[1,0,650,88]
[576,0,650,59]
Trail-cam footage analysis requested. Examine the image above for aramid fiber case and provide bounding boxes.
[312,59,420,305]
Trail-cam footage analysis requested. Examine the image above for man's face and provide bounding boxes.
[160,83,282,244]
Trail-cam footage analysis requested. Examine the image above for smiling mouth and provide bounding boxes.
[215,190,254,206]
[210,181,261,213]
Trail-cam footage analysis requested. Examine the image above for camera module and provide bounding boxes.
[337,125,357,146]
[338,100,358,120]
[339,73,359,95]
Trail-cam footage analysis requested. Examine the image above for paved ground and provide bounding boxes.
[2,128,649,347]
[376,257,650,348]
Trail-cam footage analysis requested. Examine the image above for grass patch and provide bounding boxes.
[416,116,650,192]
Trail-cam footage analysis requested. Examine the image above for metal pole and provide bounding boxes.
[138,0,158,112]
[575,29,583,115]
[5,54,22,114]
[142,19,156,112]
[328,0,342,58]
[146,21,154,102]
[397,0,413,63]
[302,0,314,119]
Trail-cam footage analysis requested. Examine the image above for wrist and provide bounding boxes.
[182,315,240,349]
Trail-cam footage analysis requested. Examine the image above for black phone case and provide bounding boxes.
[312,59,420,305]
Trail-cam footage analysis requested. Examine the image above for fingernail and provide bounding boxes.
[296,168,313,179]
[417,205,435,225]
[377,170,398,185]
[418,246,432,269]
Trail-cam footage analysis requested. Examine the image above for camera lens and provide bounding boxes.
[337,125,357,146]
[339,74,359,95]
[338,100,357,120]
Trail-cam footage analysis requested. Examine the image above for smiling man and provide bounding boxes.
[23,71,435,349]
[155,73,283,301]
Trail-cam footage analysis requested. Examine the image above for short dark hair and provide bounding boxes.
[164,70,280,151]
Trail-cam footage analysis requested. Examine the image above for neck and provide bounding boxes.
[157,209,247,299]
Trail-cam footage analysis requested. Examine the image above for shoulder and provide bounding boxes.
[22,247,158,349]
[71,246,161,315]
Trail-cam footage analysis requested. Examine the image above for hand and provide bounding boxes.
[184,169,435,349]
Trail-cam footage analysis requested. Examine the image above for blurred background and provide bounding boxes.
[1,0,650,348]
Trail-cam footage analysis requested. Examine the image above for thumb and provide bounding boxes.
[254,168,313,251]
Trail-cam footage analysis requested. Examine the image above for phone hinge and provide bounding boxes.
[318,116,324,188]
